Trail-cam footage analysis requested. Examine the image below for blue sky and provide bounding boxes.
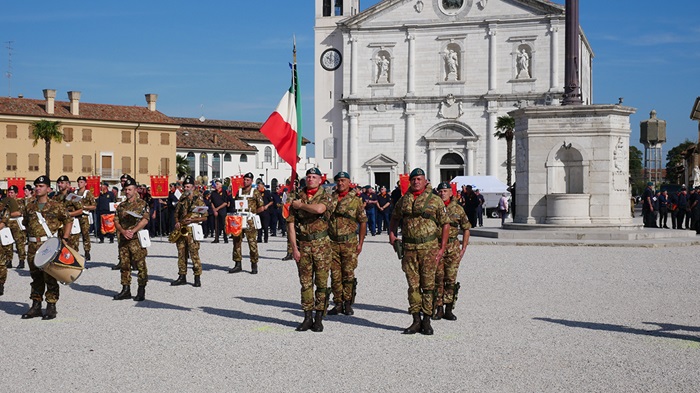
[1,0,698,158]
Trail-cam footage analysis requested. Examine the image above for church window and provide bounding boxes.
[240,154,248,163]
[264,147,272,163]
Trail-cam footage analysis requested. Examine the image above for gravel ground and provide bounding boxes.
[1,229,700,392]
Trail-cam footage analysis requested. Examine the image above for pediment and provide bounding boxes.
[364,153,399,167]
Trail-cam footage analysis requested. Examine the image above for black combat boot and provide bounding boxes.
[5,260,12,268]
[228,261,243,274]
[0,283,4,296]
[171,275,187,286]
[85,251,91,261]
[17,260,25,269]
[443,303,457,321]
[343,300,354,316]
[113,285,132,300]
[402,313,421,334]
[311,310,324,332]
[420,313,434,335]
[251,263,258,275]
[432,305,444,320]
[22,300,42,319]
[193,276,201,287]
[42,303,57,320]
[281,253,293,261]
[295,310,314,332]
[133,285,146,301]
[327,303,344,315]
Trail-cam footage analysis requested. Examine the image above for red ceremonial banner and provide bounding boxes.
[321,174,327,184]
[450,182,458,198]
[399,174,410,195]
[86,176,101,198]
[7,177,26,198]
[150,175,169,198]
[230,175,244,197]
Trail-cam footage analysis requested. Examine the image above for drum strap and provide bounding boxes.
[35,212,55,238]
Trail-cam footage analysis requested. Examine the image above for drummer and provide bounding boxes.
[21,175,74,320]
[5,185,27,269]
[228,172,263,275]
[0,199,12,296]
[53,175,83,251]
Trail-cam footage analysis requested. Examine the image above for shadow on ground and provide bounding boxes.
[534,317,700,343]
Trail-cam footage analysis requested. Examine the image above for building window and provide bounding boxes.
[139,132,148,144]
[160,157,170,176]
[122,157,131,174]
[63,155,73,172]
[122,131,131,143]
[6,125,17,138]
[82,155,92,173]
[63,127,73,142]
[212,153,221,179]
[264,147,272,163]
[224,153,232,162]
[139,157,148,174]
[6,153,17,171]
[82,129,92,142]
[240,154,248,163]
[199,153,208,177]
[186,152,195,178]
[161,133,169,145]
[28,154,39,172]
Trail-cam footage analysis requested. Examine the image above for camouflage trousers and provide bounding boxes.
[435,240,462,306]
[28,241,60,303]
[297,236,332,311]
[9,220,26,262]
[330,239,358,304]
[1,237,13,266]
[67,232,80,253]
[78,215,91,253]
[176,235,202,276]
[401,246,439,315]
[119,238,148,286]
[232,226,258,264]
[0,243,10,284]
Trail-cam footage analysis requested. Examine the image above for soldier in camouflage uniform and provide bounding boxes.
[287,168,333,332]
[0,200,12,295]
[389,168,450,335]
[171,176,207,287]
[327,172,367,316]
[52,175,83,251]
[432,182,470,321]
[21,175,74,320]
[76,176,96,261]
[5,185,27,269]
[229,172,263,274]
[113,177,151,301]
[111,174,131,270]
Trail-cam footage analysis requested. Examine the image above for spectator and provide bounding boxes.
[376,186,391,235]
[361,185,378,236]
[475,188,485,227]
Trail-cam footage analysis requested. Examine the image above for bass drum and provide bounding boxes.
[35,238,85,285]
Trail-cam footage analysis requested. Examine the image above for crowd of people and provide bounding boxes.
[641,181,700,233]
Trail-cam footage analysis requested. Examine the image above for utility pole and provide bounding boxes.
[5,41,13,97]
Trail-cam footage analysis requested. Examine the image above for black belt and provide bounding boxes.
[297,231,328,242]
[329,233,355,243]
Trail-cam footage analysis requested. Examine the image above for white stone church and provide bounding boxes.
[314,0,593,187]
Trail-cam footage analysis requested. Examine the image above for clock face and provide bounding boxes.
[320,48,342,71]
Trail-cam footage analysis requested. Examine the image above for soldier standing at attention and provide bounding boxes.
[5,185,27,269]
[113,177,150,301]
[389,168,450,335]
[76,176,96,261]
[53,175,83,251]
[432,182,470,321]
[171,176,207,287]
[327,172,367,316]
[21,176,73,320]
[287,168,333,332]
[0,200,12,295]
[229,172,263,274]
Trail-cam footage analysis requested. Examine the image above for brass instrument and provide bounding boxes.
[168,226,189,243]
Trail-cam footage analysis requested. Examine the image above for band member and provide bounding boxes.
[0,200,12,295]
[433,182,470,321]
[229,172,263,274]
[389,168,450,335]
[76,176,96,261]
[113,177,150,301]
[171,176,207,287]
[327,172,367,316]
[5,185,27,269]
[21,175,74,320]
[96,181,116,244]
[287,168,333,332]
[112,174,133,271]
[53,175,83,251]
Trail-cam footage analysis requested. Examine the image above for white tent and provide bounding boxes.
[450,176,510,217]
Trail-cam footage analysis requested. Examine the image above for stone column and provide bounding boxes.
[466,145,475,176]
[487,102,499,176]
[407,32,415,96]
[348,111,359,180]
[350,36,358,97]
[405,108,416,173]
[487,25,497,93]
[426,143,435,182]
[549,20,560,92]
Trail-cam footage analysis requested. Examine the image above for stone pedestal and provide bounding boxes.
[510,104,636,226]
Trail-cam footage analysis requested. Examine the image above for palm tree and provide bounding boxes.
[31,119,63,179]
[176,154,190,179]
[494,115,515,187]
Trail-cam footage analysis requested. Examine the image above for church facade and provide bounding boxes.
[314,0,593,187]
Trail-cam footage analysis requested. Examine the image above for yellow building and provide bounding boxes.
[0,89,178,186]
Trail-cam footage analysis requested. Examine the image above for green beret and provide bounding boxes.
[306,168,322,176]
[409,168,425,179]
[647,181,654,186]
[436,182,451,191]
[333,171,350,181]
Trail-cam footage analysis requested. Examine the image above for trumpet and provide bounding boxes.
[168,226,189,243]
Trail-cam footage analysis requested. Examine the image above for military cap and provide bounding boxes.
[243,172,254,179]
[647,181,654,186]
[183,176,195,185]
[77,176,87,182]
[363,185,372,189]
[436,182,451,191]
[306,167,322,176]
[123,178,137,188]
[57,175,70,182]
[203,190,211,196]
[334,171,350,181]
[409,168,425,179]
[8,185,18,193]
[24,185,33,191]
[120,174,132,180]
[101,181,110,187]
[34,175,51,186]
[214,179,222,184]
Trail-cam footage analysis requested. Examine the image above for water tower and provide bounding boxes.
[640,110,666,184]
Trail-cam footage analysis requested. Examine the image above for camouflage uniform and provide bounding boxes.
[0,204,11,286]
[115,197,150,286]
[5,197,27,264]
[23,199,72,303]
[231,187,262,265]
[328,191,367,306]
[392,185,450,315]
[52,192,82,251]
[435,198,470,307]
[76,188,96,255]
[287,186,333,311]
[174,192,207,276]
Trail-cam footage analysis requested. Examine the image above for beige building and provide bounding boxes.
[0,89,179,186]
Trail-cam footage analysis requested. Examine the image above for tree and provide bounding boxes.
[31,119,63,179]
[629,145,645,195]
[665,139,696,184]
[176,154,190,180]
[494,115,515,187]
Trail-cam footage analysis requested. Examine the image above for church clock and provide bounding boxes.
[320,48,342,71]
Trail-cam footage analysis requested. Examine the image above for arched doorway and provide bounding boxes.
[440,153,464,182]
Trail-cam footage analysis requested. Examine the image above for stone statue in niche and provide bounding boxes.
[613,137,627,172]
[516,48,531,79]
[477,0,488,9]
[375,55,390,83]
[437,94,464,119]
[693,165,700,186]
[444,49,459,81]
